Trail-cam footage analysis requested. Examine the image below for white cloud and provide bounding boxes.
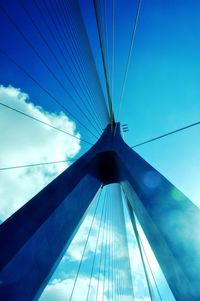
[40,276,109,301]
[0,85,81,221]
[40,273,134,301]
[64,214,101,262]
[63,213,128,263]
[74,213,129,264]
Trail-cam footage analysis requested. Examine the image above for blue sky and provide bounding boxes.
[79,0,200,204]
[1,0,200,300]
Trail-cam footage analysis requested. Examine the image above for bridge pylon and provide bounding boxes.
[0,123,200,301]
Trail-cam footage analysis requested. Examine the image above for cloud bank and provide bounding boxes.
[0,85,81,221]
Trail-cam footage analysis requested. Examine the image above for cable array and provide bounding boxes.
[0,0,110,144]
[93,0,114,130]
[56,184,134,301]
[122,186,165,301]
[0,2,196,301]
[19,0,102,135]
[1,0,194,170]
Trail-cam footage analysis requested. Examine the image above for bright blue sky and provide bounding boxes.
[1,0,200,194]
[1,0,200,300]
[80,0,200,204]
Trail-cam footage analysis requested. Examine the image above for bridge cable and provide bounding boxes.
[53,0,105,130]
[96,1,107,74]
[0,0,101,136]
[120,187,136,300]
[117,188,123,301]
[106,188,112,300]
[95,189,109,301]
[113,239,119,301]
[109,193,113,301]
[2,3,100,138]
[51,0,102,114]
[25,0,99,127]
[114,193,120,301]
[0,159,80,171]
[107,191,113,301]
[104,0,110,86]
[93,0,115,130]
[116,239,121,301]
[102,188,111,300]
[116,190,122,301]
[20,0,103,134]
[96,189,109,301]
[40,0,103,133]
[85,187,107,301]
[96,0,114,130]
[124,197,154,301]
[134,218,161,301]
[113,240,117,301]
[110,189,116,301]
[33,0,100,124]
[0,47,98,139]
[60,0,110,127]
[64,0,110,127]
[114,0,142,135]
[118,186,134,301]
[106,189,112,300]
[114,186,122,301]
[140,240,163,301]
[131,120,200,148]
[0,102,93,145]
[111,0,115,106]
[68,187,103,301]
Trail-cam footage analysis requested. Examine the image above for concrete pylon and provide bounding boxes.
[1,123,200,301]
